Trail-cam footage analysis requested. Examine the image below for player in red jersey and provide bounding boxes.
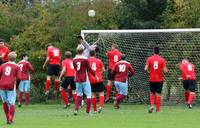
[43,44,61,96]
[105,43,122,102]
[179,59,196,109]
[144,47,168,113]
[112,54,134,109]
[73,45,98,115]
[17,54,34,107]
[0,52,21,124]
[0,39,10,65]
[59,51,77,108]
[88,50,105,113]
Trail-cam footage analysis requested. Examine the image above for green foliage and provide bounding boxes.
[0,0,118,102]
[116,0,168,29]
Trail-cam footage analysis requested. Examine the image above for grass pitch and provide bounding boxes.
[0,104,200,128]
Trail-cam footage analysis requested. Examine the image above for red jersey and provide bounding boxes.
[47,47,61,65]
[0,46,9,62]
[179,62,196,80]
[106,49,122,69]
[146,54,166,82]
[62,58,75,77]
[112,60,134,83]
[18,60,34,80]
[88,57,104,84]
[73,55,95,82]
[0,62,21,90]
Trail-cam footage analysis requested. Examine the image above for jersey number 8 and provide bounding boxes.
[153,61,158,70]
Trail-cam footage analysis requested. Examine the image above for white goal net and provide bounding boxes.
[81,29,200,104]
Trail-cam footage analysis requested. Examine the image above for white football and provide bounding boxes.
[88,9,95,17]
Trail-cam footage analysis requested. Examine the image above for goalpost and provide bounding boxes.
[81,29,200,104]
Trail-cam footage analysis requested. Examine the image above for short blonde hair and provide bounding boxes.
[8,52,17,61]
[76,45,84,54]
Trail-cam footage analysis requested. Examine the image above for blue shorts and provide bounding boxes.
[76,81,92,98]
[115,81,128,96]
[19,80,31,92]
[0,90,16,105]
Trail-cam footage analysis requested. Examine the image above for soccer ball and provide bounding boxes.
[88,9,95,17]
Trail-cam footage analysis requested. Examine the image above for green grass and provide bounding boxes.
[0,104,200,128]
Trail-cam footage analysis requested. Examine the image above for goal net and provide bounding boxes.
[81,29,200,105]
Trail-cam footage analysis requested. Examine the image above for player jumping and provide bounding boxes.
[112,54,134,109]
[59,51,77,108]
[18,54,34,107]
[73,45,98,115]
[43,44,61,96]
[0,52,21,124]
[144,47,168,113]
[88,50,105,113]
[105,43,122,102]
[179,59,196,109]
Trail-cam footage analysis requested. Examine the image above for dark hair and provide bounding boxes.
[95,46,99,52]
[65,51,72,58]
[0,38,4,42]
[45,43,53,50]
[121,54,126,60]
[21,53,28,60]
[90,50,96,57]
[154,47,159,54]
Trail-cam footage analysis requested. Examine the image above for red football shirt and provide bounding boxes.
[106,49,122,69]
[62,58,75,77]
[0,46,10,62]
[73,55,95,82]
[47,47,61,65]
[18,60,34,80]
[112,60,134,83]
[146,54,166,82]
[179,62,196,80]
[0,62,21,90]
[88,57,104,84]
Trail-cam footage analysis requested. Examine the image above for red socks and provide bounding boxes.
[54,80,59,91]
[73,93,77,104]
[116,94,126,105]
[99,96,104,108]
[150,93,155,106]
[75,96,82,111]
[115,90,119,98]
[188,92,196,105]
[106,85,111,99]
[18,92,23,104]
[184,91,189,102]
[3,103,9,121]
[92,98,97,112]
[60,89,68,105]
[9,105,15,122]
[25,92,30,105]
[156,95,161,112]
[86,98,91,113]
[45,80,51,92]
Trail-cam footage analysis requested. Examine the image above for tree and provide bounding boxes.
[116,0,167,29]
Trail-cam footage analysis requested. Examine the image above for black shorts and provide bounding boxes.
[183,80,196,92]
[47,64,60,76]
[107,69,114,81]
[61,77,76,90]
[0,59,6,65]
[91,82,104,93]
[149,82,163,94]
